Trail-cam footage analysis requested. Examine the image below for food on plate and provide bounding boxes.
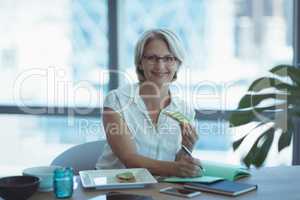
[116,172,136,183]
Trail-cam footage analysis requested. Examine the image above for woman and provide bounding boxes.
[96,28,202,177]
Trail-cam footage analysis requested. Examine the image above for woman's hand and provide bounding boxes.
[181,123,198,151]
[174,154,202,177]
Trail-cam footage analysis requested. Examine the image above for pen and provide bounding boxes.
[181,145,205,172]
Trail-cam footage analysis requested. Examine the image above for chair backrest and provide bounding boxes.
[51,140,106,175]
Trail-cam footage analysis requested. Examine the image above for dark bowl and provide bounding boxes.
[0,175,40,200]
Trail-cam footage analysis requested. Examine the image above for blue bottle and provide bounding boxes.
[53,167,74,199]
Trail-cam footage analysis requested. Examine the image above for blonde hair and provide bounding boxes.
[134,28,185,82]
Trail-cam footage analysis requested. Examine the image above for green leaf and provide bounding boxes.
[293,111,300,118]
[273,110,290,132]
[278,120,293,152]
[248,77,294,92]
[253,129,275,167]
[278,131,292,152]
[231,64,300,168]
[232,137,245,150]
[238,93,288,109]
[243,150,255,168]
[242,126,275,168]
[270,65,300,86]
[229,110,257,127]
[232,122,263,150]
[230,105,285,127]
[287,94,300,105]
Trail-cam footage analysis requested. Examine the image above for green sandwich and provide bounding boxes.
[163,111,190,124]
[116,172,136,183]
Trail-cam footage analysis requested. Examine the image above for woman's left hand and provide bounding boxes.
[181,123,198,151]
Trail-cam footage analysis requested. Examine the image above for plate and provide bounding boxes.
[79,168,157,189]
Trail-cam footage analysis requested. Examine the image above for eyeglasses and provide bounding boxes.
[142,55,177,65]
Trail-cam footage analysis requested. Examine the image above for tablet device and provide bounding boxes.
[160,186,201,198]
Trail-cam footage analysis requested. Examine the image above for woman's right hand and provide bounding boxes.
[174,155,202,177]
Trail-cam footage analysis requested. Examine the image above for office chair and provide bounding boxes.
[51,140,106,174]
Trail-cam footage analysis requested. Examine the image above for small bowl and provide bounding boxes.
[0,175,40,200]
[23,166,62,192]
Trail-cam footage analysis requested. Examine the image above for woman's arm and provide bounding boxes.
[181,123,198,151]
[103,107,200,177]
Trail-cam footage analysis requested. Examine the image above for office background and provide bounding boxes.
[0,0,299,175]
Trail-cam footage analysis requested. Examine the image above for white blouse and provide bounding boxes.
[96,83,195,169]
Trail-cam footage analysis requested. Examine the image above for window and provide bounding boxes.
[121,0,293,110]
[0,0,108,108]
[0,0,108,175]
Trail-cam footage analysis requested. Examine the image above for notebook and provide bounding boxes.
[162,161,250,183]
[184,180,257,196]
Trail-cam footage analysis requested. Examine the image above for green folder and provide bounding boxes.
[202,161,250,181]
[162,161,250,183]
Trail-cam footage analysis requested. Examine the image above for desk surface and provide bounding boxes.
[27,166,300,200]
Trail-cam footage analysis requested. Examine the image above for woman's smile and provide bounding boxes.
[151,70,169,77]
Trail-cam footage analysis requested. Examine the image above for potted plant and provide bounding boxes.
[229,64,300,168]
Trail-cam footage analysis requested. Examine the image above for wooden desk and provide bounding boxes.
[28,166,300,200]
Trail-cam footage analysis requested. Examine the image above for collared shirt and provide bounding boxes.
[96,83,195,169]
